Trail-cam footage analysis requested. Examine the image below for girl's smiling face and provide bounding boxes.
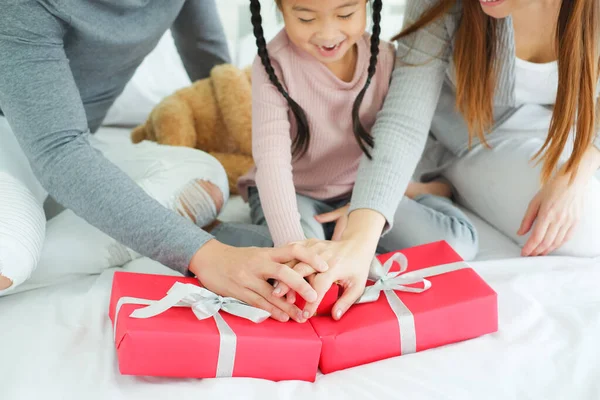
[277,0,368,65]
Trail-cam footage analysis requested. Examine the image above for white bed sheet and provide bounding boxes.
[1,127,598,400]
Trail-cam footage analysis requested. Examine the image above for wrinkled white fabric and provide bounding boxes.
[0,124,228,296]
[0,172,46,291]
[0,117,47,292]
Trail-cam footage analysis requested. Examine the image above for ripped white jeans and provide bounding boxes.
[0,119,228,295]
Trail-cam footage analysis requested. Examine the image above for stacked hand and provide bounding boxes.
[272,206,383,321]
[189,240,330,323]
[271,203,352,309]
[191,200,384,322]
[272,237,376,320]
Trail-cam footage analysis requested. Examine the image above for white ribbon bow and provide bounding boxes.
[357,253,433,304]
[114,282,270,378]
[354,253,469,355]
[128,282,271,323]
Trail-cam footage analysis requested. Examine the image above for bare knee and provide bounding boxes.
[0,274,13,291]
[197,180,224,213]
[175,179,224,225]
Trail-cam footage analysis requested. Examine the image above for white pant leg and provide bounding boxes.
[0,118,47,291]
[90,136,229,214]
[1,136,229,296]
[444,136,600,257]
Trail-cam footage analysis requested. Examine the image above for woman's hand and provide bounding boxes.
[300,237,376,320]
[314,203,350,241]
[518,147,600,256]
[271,202,353,304]
[273,209,386,320]
[188,240,329,323]
[272,203,352,315]
[280,209,385,320]
[518,175,583,256]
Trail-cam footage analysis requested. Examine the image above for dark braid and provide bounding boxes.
[249,0,311,158]
[352,0,383,159]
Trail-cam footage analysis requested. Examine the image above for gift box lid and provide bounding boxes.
[108,271,323,381]
[109,271,319,349]
[311,240,498,353]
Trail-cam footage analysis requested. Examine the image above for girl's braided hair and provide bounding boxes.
[249,0,383,159]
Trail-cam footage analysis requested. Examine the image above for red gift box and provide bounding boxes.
[295,284,341,316]
[108,271,322,381]
[309,241,498,374]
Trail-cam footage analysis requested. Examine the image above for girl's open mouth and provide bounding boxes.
[315,40,345,58]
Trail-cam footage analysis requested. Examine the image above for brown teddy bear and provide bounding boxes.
[131,64,254,195]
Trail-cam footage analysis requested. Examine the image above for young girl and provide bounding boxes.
[238,0,478,269]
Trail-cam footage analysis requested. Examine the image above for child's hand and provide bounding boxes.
[273,203,353,303]
[274,236,376,320]
[273,257,321,307]
[314,204,350,240]
[308,209,384,319]
[274,209,384,320]
[299,238,375,320]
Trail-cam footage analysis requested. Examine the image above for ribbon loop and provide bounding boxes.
[129,282,270,323]
[114,282,271,378]
[355,253,470,355]
[357,254,432,304]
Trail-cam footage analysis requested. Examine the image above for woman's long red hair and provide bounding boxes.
[393,0,600,181]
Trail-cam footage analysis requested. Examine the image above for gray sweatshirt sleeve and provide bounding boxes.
[349,0,453,229]
[171,0,231,82]
[0,4,212,275]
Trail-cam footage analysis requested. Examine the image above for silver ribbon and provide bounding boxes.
[113,282,270,378]
[356,253,469,355]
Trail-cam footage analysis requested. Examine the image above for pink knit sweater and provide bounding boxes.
[238,29,395,246]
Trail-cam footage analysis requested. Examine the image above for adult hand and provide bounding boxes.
[302,209,385,320]
[519,146,600,256]
[314,203,350,241]
[296,237,375,320]
[275,209,385,320]
[188,240,329,323]
[272,257,322,306]
[269,204,350,304]
[518,172,586,256]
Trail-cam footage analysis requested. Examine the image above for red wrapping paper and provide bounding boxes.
[309,241,498,374]
[109,271,322,381]
[295,284,341,316]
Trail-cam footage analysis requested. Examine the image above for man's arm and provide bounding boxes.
[171,0,231,82]
[0,1,212,274]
